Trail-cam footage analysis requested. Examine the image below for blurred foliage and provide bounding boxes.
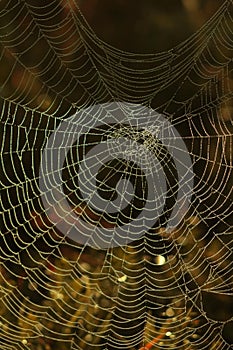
[78,0,223,52]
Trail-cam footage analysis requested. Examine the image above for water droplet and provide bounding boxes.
[166,308,175,317]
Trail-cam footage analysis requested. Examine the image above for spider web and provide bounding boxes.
[0,0,233,349]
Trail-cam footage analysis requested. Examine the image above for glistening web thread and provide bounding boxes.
[0,1,232,349]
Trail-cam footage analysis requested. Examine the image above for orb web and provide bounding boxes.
[0,1,232,349]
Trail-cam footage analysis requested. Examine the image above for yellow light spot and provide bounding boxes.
[166,331,172,337]
[118,274,127,282]
[155,255,166,265]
